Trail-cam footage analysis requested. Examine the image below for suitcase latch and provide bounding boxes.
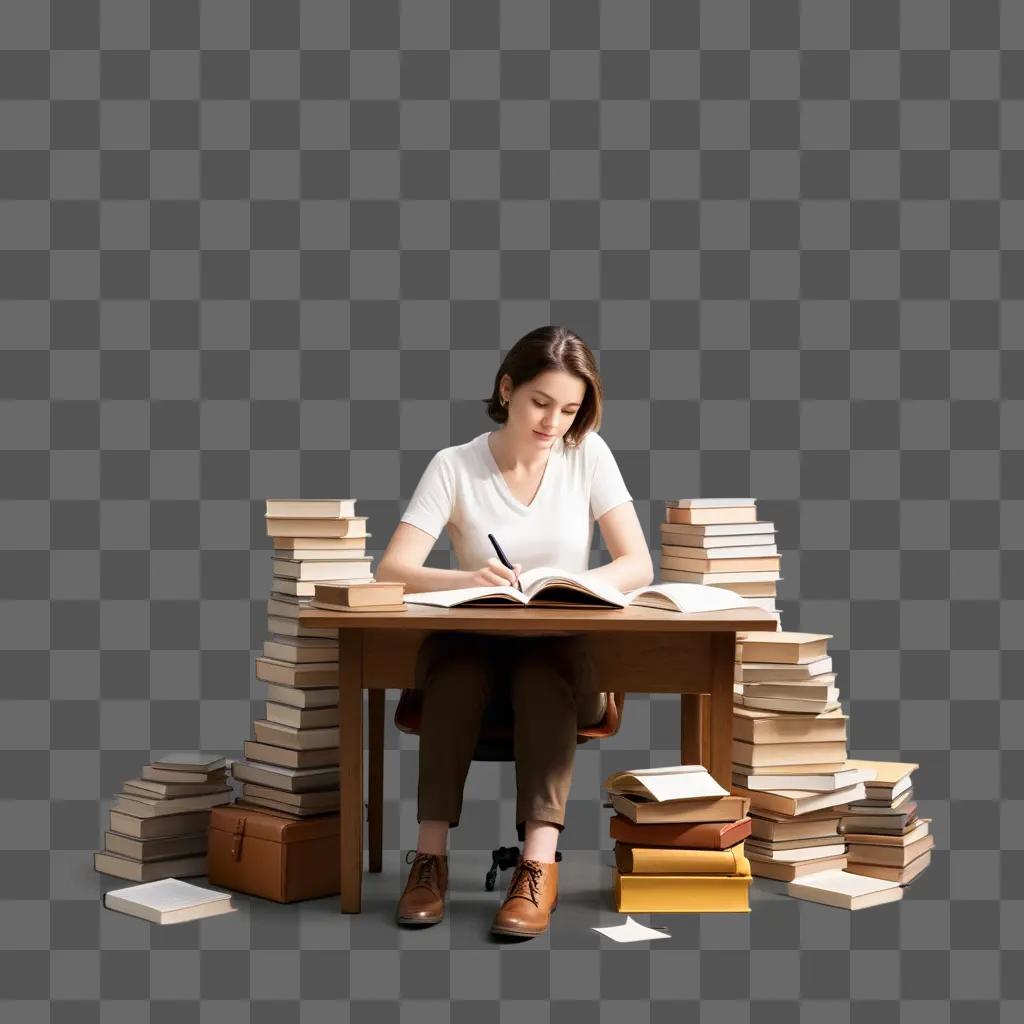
[231,817,246,860]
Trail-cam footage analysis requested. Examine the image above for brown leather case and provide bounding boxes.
[207,803,340,902]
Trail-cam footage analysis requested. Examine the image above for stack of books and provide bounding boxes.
[227,498,372,818]
[837,759,932,885]
[604,765,753,913]
[660,498,781,620]
[729,632,875,881]
[94,753,233,881]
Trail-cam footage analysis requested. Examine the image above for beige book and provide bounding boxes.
[230,760,338,793]
[104,831,207,862]
[744,833,841,852]
[843,758,918,789]
[94,852,209,883]
[272,535,367,550]
[272,548,369,561]
[737,694,841,715]
[744,841,846,863]
[747,854,847,882]
[244,739,339,769]
[263,638,338,664]
[108,810,212,840]
[241,782,339,810]
[270,578,320,598]
[736,681,838,702]
[267,598,305,619]
[610,792,750,824]
[264,682,338,709]
[140,765,227,785]
[733,739,848,768]
[312,581,407,608]
[252,719,338,750]
[660,521,775,538]
[732,782,866,817]
[150,753,226,773]
[847,833,934,867]
[732,764,874,792]
[265,701,339,729]
[787,869,904,910]
[266,615,337,639]
[265,499,357,519]
[103,878,235,924]
[736,631,832,664]
[660,568,781,583]
[665,505,758,526]
[122,777,233,799]
[703,580,778,596]
[843,818,931,847]
[255,656,338,688]
[846,849,931,885]
[736,657,833,681]
[663,543,778,559]
[233,796,333,818]
[111,789,233,818]
[749,816,841,843]
[732,708,847,744]
[272,557,373,581]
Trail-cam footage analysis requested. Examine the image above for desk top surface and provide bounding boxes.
[299,603,779,633]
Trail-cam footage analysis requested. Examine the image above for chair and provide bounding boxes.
[394,669,625,887]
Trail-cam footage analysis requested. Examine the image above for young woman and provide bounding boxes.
[376,325,653,938]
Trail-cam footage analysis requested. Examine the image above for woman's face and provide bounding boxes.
[502,370,587,447]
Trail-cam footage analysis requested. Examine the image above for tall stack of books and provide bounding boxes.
[604,765,753,913]
[660,498,781,621]
[729,632,874,881]
[94,753,233,881]
[228,498,372,818]
[837,759,932,885]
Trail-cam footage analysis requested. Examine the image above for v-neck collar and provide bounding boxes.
[483,431,560,512]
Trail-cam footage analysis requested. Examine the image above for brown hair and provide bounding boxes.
[482,325,602,448]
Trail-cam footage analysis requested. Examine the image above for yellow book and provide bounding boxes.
[615,842,748,875]
[614,872,752,913]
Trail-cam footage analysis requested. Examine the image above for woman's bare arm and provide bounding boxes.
[375,521,471,594]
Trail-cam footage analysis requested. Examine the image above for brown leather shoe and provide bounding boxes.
[490,856,558,937]
[396,850,448,925]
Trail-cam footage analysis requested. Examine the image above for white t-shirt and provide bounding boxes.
[399,430,633,574]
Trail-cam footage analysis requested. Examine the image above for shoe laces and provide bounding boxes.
[405,850,443,893]
[504,858,545,907]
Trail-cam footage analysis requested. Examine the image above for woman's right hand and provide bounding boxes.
[464,558,522,588]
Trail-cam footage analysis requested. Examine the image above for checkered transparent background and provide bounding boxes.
[1,0,1020,1019]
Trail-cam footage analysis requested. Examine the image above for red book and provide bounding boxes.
[609,815,752,850]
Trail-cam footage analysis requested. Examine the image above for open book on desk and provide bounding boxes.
[403,565,758,613]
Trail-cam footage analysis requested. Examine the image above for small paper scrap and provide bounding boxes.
[591,915,671,943]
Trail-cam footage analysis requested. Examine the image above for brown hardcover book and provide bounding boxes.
[609,814,752,850]
[846,849,931,885]
[140,765,228,785]
[111,789,233,818]
[749,815,841,842]
[122,777,233,799]
[244,740,338,769]
[847,833,934,868]
[263,682,337,709]
[263,638,338,664]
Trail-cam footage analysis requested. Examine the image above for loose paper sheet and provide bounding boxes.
[591,915,671,942]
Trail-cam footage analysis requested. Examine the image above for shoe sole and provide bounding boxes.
[396,913,443,926]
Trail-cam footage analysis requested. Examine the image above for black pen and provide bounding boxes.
[487,533,522,592]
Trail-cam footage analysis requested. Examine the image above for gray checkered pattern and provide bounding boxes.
[1,0,1017,1017]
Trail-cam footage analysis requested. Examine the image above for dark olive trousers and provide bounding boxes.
[413,630,607,841]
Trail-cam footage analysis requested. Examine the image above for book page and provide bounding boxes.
[404,585,526,607]
[623,582,753,613]
[518,566,627,607]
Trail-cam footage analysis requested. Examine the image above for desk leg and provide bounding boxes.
[367,689,384,873]
[708,632,735,789]
[339,629,364,913]
[680,695,705,766]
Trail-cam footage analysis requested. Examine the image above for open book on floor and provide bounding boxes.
[403,566,757,612]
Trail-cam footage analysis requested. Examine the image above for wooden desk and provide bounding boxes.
[299,603,778,913]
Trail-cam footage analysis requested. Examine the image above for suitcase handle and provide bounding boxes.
[231,817,246,860]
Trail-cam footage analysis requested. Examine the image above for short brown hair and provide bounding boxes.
[482,325,602,448]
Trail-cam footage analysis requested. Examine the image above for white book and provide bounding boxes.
[103,878,236,925]
[747,843,847,863]
[733,766,876,792]
[404,566,756,613]
[601,764,731,802]
[787,869,904,910]
[665,498,755,508]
